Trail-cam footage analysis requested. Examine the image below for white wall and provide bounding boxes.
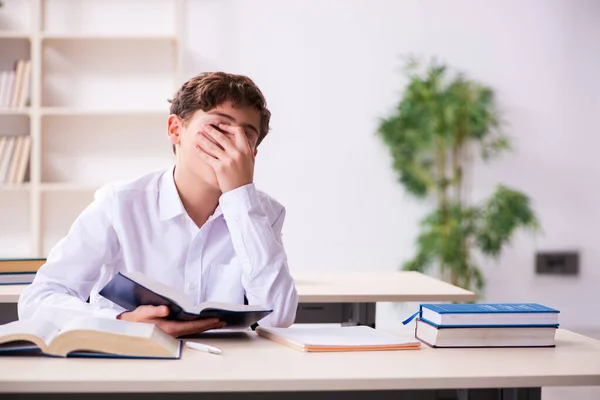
[184,0,600,330]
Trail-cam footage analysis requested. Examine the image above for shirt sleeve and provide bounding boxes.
[219,183,298,327]
[18,187,123,326]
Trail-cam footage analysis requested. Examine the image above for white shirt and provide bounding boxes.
[18,167,298,328]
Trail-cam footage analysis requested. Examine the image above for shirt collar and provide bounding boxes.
[158,165,224,221]
[158,166,186,221]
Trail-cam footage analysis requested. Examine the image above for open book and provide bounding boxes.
[0,318,181,359]
[256,325,421,352]
[99,271,272,328]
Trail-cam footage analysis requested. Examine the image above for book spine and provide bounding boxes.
[10,60,23,109]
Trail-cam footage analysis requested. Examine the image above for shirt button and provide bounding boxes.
[188,282,197,290]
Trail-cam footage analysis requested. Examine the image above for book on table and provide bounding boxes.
[419,303,559,327]
[414,303,559,348]
[256,325,421,352]
[0,318,181,359]
[99,271,272,328]
[0,258,46,285]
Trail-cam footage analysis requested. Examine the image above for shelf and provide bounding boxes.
[41,33,177,42]
[0,108,31,116]
[40,183,99,192]
[40,108,168,117]
[0,184,31,192]
[1,0,183,257]
[0,32,31,40]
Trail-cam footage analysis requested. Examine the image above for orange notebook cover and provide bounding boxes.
[256,325,421,352]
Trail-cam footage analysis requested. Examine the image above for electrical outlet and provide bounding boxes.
[536,251,579,275]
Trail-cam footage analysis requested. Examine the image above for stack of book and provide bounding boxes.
[0,135,32,184]
[415,303,560,348]
[0,59,31,108]
[0,258,46,285]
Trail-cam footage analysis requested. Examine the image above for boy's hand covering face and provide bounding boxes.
[194,123,256,193]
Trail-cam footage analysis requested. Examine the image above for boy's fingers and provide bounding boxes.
[159,318,223,337]
[136,305,169,319]
[196,133,226,159]
[203,124,236,152]
[218,124,250,151]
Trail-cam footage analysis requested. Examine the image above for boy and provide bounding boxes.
[18,72,298,337]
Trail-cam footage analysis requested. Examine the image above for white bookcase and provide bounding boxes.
[0,0,183,257]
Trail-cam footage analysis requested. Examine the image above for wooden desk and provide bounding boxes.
[0,285,21,303]
[0,329,598,400]
[0,272,476,326]
[294,271,475,326]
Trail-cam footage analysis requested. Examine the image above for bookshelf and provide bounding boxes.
[0,0,183,257]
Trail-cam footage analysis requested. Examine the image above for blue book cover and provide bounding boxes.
[421,303,559,314]
[418,303,560,328]
[99,271,272,328]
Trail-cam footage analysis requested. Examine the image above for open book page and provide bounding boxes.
[58,318,157,339]
[0,319,59,349]
[258,326,421,348]
[121,271,194,312]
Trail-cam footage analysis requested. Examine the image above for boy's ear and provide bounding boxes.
[253,148,258,157]
[167,114,183,146]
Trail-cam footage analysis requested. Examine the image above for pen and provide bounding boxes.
[185,341,222,355]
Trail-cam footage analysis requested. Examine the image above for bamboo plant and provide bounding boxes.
[377,59,539,294]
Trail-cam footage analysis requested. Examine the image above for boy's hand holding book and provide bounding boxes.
[195,123,256,193]
[117,305,226,338]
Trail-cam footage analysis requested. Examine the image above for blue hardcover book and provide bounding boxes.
[419,303,560,328]
[0,318,181,359]
[99,271,273,328]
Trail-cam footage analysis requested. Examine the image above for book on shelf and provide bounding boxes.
[9,59,30,109]
[415,318,557,348]
[0,71,15,108]
[0,134,31,184]
[0,258,46,285]
[99,271,273,328]
[256,325,421,352]
[0,60,30,109]
[0,317,181,359]
[419,303,560,328]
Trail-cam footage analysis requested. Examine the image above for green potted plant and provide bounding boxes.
[377,58,540,295]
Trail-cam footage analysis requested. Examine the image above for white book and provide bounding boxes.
[2,72,15,108]
[0,138,7,173]
[0,137,15,183]
[10,60,23,109]
[14,135,31,183]
[17,60,31,108]
[0,72,7,108]
[5,135,24,184]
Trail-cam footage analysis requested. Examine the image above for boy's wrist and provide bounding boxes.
[219,183,261,218]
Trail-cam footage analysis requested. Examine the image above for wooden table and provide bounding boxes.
[0,329,598,400]
[0,272,476,326]
[294,271,474,326]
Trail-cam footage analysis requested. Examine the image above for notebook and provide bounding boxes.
[99,271,272,328]
[256,325,421,352]
[0,317,181,359]
[420,303,560,327]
